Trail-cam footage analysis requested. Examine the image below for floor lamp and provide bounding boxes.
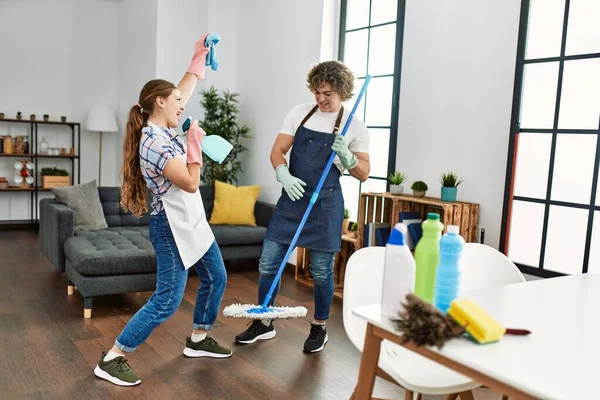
[85,106,118,186]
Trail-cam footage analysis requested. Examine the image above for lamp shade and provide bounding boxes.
[85,106,118,132]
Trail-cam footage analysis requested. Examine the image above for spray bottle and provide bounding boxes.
[381,223,416,318]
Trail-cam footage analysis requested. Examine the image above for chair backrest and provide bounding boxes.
[343,246,386,352]
[459,243,526,294]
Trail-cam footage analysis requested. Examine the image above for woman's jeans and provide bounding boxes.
[115,211,227,352]
[258,239,335,321]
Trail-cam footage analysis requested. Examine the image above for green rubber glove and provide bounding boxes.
[276,165,306,201]
[331,134,358,170]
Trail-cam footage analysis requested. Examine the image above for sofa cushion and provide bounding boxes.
[211,225,267,246]
[75,226,149,239]
[99,187,152,227]
[52,180,108,231]
[64,235,155,276]
[209,181,261,226]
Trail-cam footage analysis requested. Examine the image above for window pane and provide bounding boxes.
[365,76,393,126]
[343,78,366,121]
[368,24,396,76]
[507,200,545,267]
[544,205,588,274]
[361,178,387,194]
[565,0,600,55]
[513,133,552,199]
[343,29,368,77]
[341,175,360,221]
[525,0,565,59]
[551,134,596,204]
[587,212,600,274]
[345,0,370,30]
[519,62,559,129]
[368,128,389,178]
[370,0,397,25]
[558,58,600,129]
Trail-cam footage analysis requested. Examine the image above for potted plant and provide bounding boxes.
[41,167,70,189]
[198,86,251,185]
[350,221,358,238]
[343,208,350,234]
[411,180,428,197]
[389,171,407,195]
[440,171,463,202]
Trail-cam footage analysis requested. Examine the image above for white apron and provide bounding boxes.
[148,121,215,270]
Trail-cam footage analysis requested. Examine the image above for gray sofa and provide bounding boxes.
[40,185,274,318]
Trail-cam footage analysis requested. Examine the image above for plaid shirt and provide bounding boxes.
[139,122,186,214]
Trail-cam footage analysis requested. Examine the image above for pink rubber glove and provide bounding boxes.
[186,33,210,79]
[186,120,206,166]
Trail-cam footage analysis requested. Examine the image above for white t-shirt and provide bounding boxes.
[280,103,369,173]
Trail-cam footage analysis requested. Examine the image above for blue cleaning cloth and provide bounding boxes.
[205,32,220,71]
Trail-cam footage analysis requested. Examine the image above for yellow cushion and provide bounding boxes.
[209,180,261,226]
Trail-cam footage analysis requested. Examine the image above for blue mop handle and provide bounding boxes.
[262,75,372,309]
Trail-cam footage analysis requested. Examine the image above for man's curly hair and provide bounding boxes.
[306,61,355,102]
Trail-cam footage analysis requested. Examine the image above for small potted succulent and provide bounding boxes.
[43,114,49,122]
[16,111,22,120]
[389,171,407,195]
[350,221,358,238]
[411,180,428,197]
[440,171,463,202]
[30,114,36,121]
[343,208,350,234]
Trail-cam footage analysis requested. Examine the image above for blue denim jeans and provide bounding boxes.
[115,211,227,352]
[258,239,335,321]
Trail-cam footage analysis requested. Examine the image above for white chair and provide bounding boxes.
[343,244,525,400]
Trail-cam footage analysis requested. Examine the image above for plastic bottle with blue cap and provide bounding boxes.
[381,223,416,318]
[434,225,465,313]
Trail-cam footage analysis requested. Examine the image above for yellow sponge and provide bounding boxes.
[447,299,506,344]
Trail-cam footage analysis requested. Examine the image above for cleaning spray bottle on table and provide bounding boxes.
[414,213,444,303]
[433,225,464,313]
[381,223,416,318]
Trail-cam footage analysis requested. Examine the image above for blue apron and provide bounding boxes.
[265,105,345,253]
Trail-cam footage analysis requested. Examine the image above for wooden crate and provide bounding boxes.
[357,192,479,248]
[295,233,358,299]
[42,176,71,189]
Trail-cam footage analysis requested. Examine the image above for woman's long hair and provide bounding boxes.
[120,79,177,217]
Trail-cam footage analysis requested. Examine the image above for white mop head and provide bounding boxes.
[223,303,308,320]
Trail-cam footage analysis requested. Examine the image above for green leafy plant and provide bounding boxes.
[389,171,407,185]
[350,222,358,231]
[440,172,463,188]
[41,167,69,176]
[411,181,428,191]
[344,208,350,219]
[198,85,251,185]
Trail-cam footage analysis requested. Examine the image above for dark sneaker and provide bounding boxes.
[183,336,233,358]
[234,320,276,344]
[303,323,328,353]
[94,352,141,386]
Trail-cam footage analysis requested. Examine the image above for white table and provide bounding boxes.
[351,274,600,400]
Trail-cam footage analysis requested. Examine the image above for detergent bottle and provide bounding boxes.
[433,225,465,313]
[414,213,444,303]
[381,223,416,318]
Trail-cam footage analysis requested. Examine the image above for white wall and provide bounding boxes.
[115,0,159,182]
[236,0,324,204]
[0,0,120,220]
[396,0,522,249]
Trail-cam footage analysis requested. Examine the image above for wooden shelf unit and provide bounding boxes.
[294,192,480,299]
[357,192,480,249]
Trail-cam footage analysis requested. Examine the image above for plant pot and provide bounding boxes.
[441,187,457,202]
[390,184,404,195]
[413,190,426,198]
[343,218,349,234]
[43,114,49,122]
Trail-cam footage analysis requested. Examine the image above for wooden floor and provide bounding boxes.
[0,230,502,400]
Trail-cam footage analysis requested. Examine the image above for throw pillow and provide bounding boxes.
[209,180,261,226]
[52,180,108,231]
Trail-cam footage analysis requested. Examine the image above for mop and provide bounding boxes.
[223,75,372,320]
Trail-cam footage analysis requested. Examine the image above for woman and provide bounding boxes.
[94,34,231,387]
[234,61,370,353]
